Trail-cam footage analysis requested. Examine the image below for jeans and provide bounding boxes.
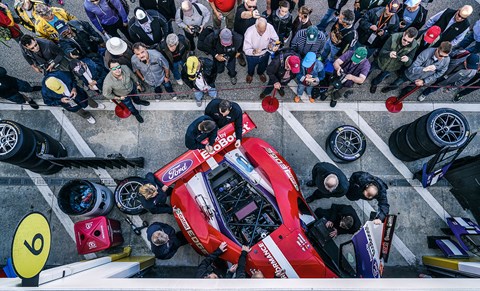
[297,82,313,96]
[121,88,140,116]
[172,60,184,80]
[370,61,392,86]
[194,87,217,101]
[153,80,174,94]
[215,57,237,77]
[5,79,33,104]
[246,53,270,76]
[166,20,174,34]
[321,38,340,63]
[458,31,480,54]
[317,8,337,32]
[213,7,235,29]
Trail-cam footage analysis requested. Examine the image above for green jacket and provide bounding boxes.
[377,32,418,72]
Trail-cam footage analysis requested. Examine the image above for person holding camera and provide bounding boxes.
[259,49,300,99]
[321,9,356,63]
[294,52,325,103]
[369,28,418,93]
[316,0,349,32]
[182,56,218,107]
[353,0,389,22]
[158,34,190,86]
[175,0,211,51]
[322,47,370,108]
[396,0,427,32]
[139,0,176,35]
[20,35,69,74]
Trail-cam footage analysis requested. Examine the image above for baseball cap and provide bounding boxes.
[220,28,233,46]
[45,77,65,94]
[302,52,316,68]
[35,3,52,17]
[388,0,400,13]
[466,53,480,69]
[404,0,421,6]
[287,55,301,74]
[424,26,441,44]
[351,47,367,64]
[306,26,318,43]
[186,56,199,80]
[53,20,69,35]
[134,8,148,24]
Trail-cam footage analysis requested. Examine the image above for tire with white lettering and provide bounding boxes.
[114,177,146,215]
[326,125,366,163]
[0,120,37,164]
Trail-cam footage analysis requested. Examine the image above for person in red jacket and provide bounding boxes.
[0,2,22,42]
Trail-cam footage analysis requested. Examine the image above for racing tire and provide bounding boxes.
[18,131,67,173]
[396,125,425,160]
[326,125,366,163]
[114,176,146,215]
[325,139,346,164]
[36,164,64,175]
[388,127,417,162]
[425,108,470,150]
[415,114,441,154]
[0,120,37,164]
[405,119,433,157]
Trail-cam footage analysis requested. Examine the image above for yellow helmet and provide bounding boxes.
[186,56,199,80]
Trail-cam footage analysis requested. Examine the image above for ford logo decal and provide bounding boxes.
[162,159,193,183]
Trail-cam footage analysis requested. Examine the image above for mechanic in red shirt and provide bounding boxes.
[209,0,236,29]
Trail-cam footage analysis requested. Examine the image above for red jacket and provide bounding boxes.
[0,8,22,39]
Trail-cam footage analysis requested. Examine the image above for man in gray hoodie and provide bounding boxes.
[381,41,452,98]
[175,0,211,51]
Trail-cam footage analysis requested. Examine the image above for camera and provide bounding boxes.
[39,60,60,72]
[223,46,236,59]
[190,25,201,36]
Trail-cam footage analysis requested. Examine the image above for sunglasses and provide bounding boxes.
[110,65,122,71]
[247,5,257,8]
[402,37,413,44]
[456,11,467,20]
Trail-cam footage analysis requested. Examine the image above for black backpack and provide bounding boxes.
[180,3,202,20]
[197,26,218,54]
[107,0,130,16]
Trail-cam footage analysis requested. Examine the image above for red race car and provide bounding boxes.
[153,113,354,278]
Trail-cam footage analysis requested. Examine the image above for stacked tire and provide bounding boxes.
[0,120,67,174]
[389,109,470,162]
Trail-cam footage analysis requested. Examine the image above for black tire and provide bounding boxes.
[35,164,63,175]
[405,119,433,157]
[114,177,146,215]
[396,125,425,160]
[425,108,470,150]
[325,135,346,164]
[34,130,68,158]
[388,128,416,162]
[327,125,366,163]
[0,120,37,164]
[16,131,49,169]
[415,114,442,154]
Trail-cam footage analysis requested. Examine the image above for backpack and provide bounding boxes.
[106,0,130,16]
[197,26,217,54]
[180,3,202,20]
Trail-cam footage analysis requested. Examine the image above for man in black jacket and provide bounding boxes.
[147,222,188,260]
[158,34,190,85]
[305,162,349,203]
[185,115,218,153]
[139,0,176,34]
[259,49,300,99]
[422,5,472,47]
[196,241,228,278]
[205,99,243,148]
[138,172,172,214]
[128,7,169,47]
[57,20,104,62]
[396,0,427,32]
[347,171,389,224]
[0,67,40,109]
[182,56,218,107]
[314,204,362,237]
[202,28,243,85]
[20,35,69,74]
[316,0,349,32]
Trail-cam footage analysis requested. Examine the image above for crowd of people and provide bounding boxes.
[1,0,480,122]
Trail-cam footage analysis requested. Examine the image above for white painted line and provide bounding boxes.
[277,107,417,265]
[344,109,450,223]
[49,108,150,246]
[25,170,97,260]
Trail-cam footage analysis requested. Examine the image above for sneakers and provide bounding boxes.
[136,100,150,106]
[309,96,315,103]
[370,85,377,94]
[196,100,202,107]
[246,75,253,84]
[259,93,266,99]
[417,95,426,102]
[453,94,461,102]
[176,79,184,85]
[230,76,237,85]
[343,90,353,99]
[330,99,337,107]
[278,88,285,97]
[28,100,39,109]
[96,103,106,109]
[306,180,315,187]
[293,95,301,103]
[86,116,96,124]
[172,96,178,100]
[259,74,267,83]
[134,114,144,123]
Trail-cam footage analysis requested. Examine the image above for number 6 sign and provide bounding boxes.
[11,212,51,286]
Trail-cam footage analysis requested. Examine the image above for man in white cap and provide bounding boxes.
[175,0,211,51]
[128,7,169,46]
[396,0,427,32]
[423,5,473,47]
[104,37,134,69]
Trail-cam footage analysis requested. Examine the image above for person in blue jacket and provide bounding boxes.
[146,222,188,260]
[185,115,218,153]
[138,172,172,214]
[83,0,131,41]
[294,51,325,103]
[41,70,103,124]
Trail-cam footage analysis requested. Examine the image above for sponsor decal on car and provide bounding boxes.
[162,159,193,183]
[198,122,253,160]
[258,242,286,278]
[264,148,299,191]
[296,233,311,252]
[174,207,209,255]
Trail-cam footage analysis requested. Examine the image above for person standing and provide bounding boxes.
[84,0,131,41]
[138,172,173,214]
[294,52,325,103]
[158,33,190,86]
[316,0,349,32]
[209,0,236,29]
[457,20,480,54]
[128,7,169,47]
[266,0,304,16]
[20,35,69,74]
[347,171,389,224]
[139,0,176,34]
[369,28,418,93]
[314,204,361,237]
[422,5,472,47]
[33,3,76,42]
[396,0,427,32]
[291,5,312,38]
[233,0,260,67]
[175,0,211,51]
[103,60,150,123]
[104,37,134,69]
[291,25,327,59]
[182,56,218,107]
[320,9,357,63]
[267,0,293,46]
[42,71,101,124]
[259,49,300,99]
[0,67,40,109]
[147,222,188,260]
[305,162,349,203]
[14,0,44,32]
[205,98,243,148]
[243,17,279,84]
[131,42,175,99]
[185,115,218,153]
[353,0,390,21]
[196,241,228,278]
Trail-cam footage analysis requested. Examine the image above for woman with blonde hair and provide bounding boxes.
[138,172,173,214]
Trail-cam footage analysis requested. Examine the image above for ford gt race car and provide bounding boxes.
[151,113,392,278]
